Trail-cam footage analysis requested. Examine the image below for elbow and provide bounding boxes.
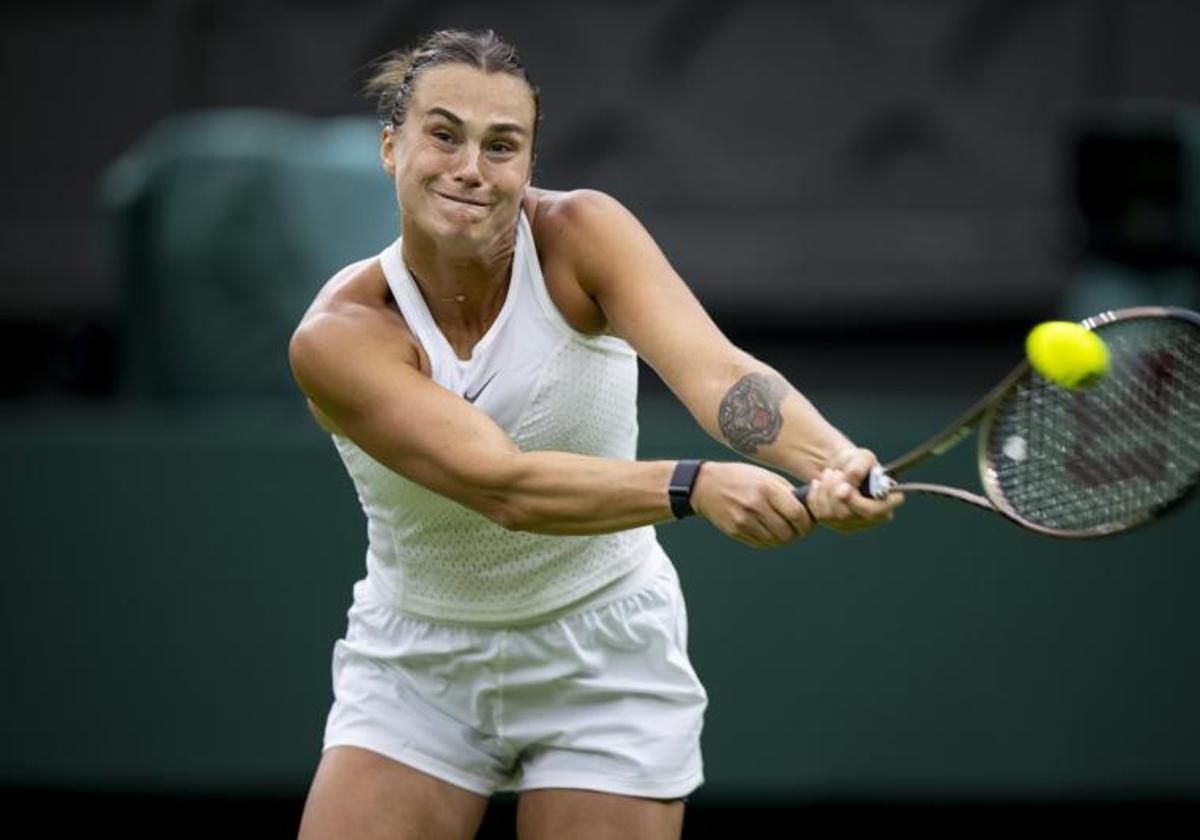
[456,454,545,533]
[478,493,532,532]
[465,464,534,532]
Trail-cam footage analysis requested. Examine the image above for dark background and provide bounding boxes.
[3,0,1200,835]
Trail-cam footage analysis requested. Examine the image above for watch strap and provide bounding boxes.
[668,459,706,519]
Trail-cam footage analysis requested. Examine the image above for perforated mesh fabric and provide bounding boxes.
[330,210,662,624]
[333,336,655,624]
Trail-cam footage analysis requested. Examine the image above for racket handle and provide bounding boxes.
[793,465,894,503]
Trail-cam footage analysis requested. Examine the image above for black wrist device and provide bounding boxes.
[668,459,706,519]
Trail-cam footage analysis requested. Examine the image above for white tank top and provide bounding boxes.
[329,210,667,624]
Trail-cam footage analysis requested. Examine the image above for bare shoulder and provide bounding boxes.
[290,258,425,432]
[526,187,631,247]
[294,259,419,357]
[527,187,656,284]
[524,188,643,333]
[298,258,388,328]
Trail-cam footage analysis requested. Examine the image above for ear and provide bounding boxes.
[380,125,397,178]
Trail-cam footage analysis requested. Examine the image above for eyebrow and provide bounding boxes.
[425,106,528,136]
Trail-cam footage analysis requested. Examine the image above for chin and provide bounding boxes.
[441,213,491,239]
[428,219,497,255]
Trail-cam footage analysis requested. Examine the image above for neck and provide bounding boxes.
[400,220,518,330]
[400,216,518,309]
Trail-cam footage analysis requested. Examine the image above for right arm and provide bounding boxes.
[289,300,807,545]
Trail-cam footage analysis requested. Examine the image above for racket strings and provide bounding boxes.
[985,317,1200,534]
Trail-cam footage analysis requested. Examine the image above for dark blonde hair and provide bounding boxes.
[365,29,541,146]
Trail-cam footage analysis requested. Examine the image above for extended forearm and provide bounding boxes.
[681,355,854,481]
[487,452,678,535]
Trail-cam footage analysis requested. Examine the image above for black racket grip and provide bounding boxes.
[793,465,893,503]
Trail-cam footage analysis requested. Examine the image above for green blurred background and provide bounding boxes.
[4,394,1199,799]
[4,1,1200,835]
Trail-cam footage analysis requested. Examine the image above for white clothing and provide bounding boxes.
[322,551,707,797]
[329,210,664,624]
[317,209,707,797]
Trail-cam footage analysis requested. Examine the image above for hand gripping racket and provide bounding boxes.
[796,306,1200,538]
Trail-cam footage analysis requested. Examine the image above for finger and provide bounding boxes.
[767,482,809,537]
[736,519,780,548]
[802,478,827,519]
[757,504,803,544]
[830,445,860,471]
[843,487,905,520]
[838,448,878,489]
[803,477,834,521]
[832,491,904,530]
[725,510,778,548]
[750,492,802,543]
[768,481,814,535]
[809,469,856,521]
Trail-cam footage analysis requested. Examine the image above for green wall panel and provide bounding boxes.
[2,391,1197,800]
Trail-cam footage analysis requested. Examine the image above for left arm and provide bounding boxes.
[542,189,899,525]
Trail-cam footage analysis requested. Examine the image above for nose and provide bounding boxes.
[451,143,484,188]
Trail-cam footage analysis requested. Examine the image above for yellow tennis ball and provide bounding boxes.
[1025,321,1109,388]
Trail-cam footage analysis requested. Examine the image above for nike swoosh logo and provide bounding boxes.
[464,373,498,404]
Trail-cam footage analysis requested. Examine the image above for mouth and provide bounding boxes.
[433,190,491,208]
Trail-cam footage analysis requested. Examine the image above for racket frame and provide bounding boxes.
[883,305,1200,538]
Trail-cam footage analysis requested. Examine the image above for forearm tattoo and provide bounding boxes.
[718,372,790,454]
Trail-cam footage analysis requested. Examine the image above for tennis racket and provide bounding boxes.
[796,305,1200,538]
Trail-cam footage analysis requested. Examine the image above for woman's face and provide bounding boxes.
[383,63,536,254]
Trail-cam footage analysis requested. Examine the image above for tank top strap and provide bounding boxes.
[378,239,447,375]
[516,207,640,355]
[516,209,578,341]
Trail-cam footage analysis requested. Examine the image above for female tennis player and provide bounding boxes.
[291,29,901,840]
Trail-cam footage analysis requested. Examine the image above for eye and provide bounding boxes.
[430,128,457,145]
[488,139,518,155]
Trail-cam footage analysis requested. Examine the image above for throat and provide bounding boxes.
[402,246,517,362]
[429,275,512,361]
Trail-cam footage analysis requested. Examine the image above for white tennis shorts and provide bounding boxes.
[321,554,708,799]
